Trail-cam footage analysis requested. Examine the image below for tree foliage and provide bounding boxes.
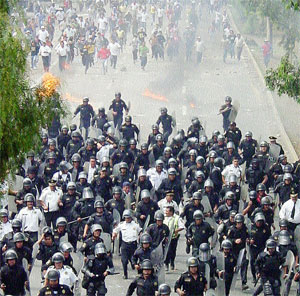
[0,0,67,180]
[265,55,300,100]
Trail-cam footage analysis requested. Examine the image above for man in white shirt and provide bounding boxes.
[85,156,98,184]
[37,26,49,44]
[221,157,242,185]
[56,9,65,23]
[39,179,62,228]
[195,36,204,64]
[39,42,51,72]
[147,160,167,191]
[0,209,12,241]
[108,39,121,69]
[47,252,78,289]
[158,190,179,215]
[98,14,108,34]
[279,188,300,231]
[56,40,69,71]
[17,193,44,243]
[163,206,184,270]
[112,210,142,279]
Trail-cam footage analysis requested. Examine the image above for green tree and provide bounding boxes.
[0,0,67,180]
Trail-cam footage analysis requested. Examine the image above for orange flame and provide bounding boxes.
[36,72,60,98]
[64,92,82,103]
[142,88,169,102]
[190,103,195,108]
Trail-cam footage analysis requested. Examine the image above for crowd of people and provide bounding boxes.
[1,90,300,296]
[2,0,300,296]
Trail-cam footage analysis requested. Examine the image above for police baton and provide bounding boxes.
[67,216,90,225]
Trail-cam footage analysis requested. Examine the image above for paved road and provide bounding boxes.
[27,2,298,295]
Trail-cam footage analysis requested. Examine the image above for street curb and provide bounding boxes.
[228,9,299,162]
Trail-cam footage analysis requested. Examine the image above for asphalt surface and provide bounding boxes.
[27,2,298,295]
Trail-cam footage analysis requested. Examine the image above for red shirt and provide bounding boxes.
[98,48,111,60]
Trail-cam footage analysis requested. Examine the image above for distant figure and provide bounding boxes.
[262,40,271,67]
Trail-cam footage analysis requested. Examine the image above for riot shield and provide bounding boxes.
[59,233,69,244]
[7,195,17,214]
[22,258,31,296]
[100,232,112,253]
[71,167,78,183]
[89,127,102,139]
[142,215,151,233]
[151,241,165,285]
[135,186,141,206]
[112,163,121,177]
[280,250,295,296]
[231,248,246,291]
[205,263,211,289]
[269,143,281,162]
[201,194,213,213]
[181,166,188,187]
[113,209,121,224]
[295,225,300,257]
[228,101,240,122]
[149,150,156,167]
[7,174,23,191]
[107,110,113,122]
[205,289,217,296]
[124,193,132,209]
[216,251,226,296]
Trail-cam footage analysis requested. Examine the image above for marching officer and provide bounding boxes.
[215,191,238,224]
[227,213,249,290]
[238,131,258,167]
[73,97,95,140]
[217,240,237,296]
[156,107,174,143]
[132,233,153,271]
[121,115,140,142]
[81,242,114,296]
[249,212,271,284]
[112,210,142,279]
[145,210,170,249]
[175,257,207,296]
[0,250,29,296]
[219,96,233,132]
[186,210,214,256]
[38,270,73,296]
[84,201,114,237]
[12,232,33,270]
[109,92,129,130]
[135,189,159,228]
[79,224,104,260]
[197,243,217,289]
[126,259,159,296]
[180,191,204,229]
[254,239,285,296]
[105,186,125,219]
[91,107,108,131]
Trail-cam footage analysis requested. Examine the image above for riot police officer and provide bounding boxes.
[215,191,238,223]
[121,115,139,142]
[156,107,174,143]
[145,210,170,249]
[135,189,159,228]
[0,250,28,295]
[254,239,285,296]
[105,186,125,219]
[249,213,271,283]
[84,201,114,237]
[197,243,217,289]
[73,97,95,140]
[81,242,114,296]
[186,210,214,256]
[57,125,71,155]
[227,213,249,290]
[91,107,108,131]
[66,131,84,161]
[126,259,159,296]
[175,257,207,296]
[181,192,204,229]
[132,233,153,272]
[109,92,129,130]
[79,224,104,259]
[38,269,73,296]
[12,232,33,270]
[238,131,258,167]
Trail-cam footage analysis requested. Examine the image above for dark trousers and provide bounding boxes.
[196,52,203,64]
[140,56,147,69]
[165,236,179,266]
[110,55,117,69]
[113,115,123,130]
[24,231,38,246]
[59,55,67,71]
[121,241,137,276]
[44,211,59,228]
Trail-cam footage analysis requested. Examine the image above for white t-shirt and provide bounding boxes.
[108,42,121,56]
[38,29,49,43]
